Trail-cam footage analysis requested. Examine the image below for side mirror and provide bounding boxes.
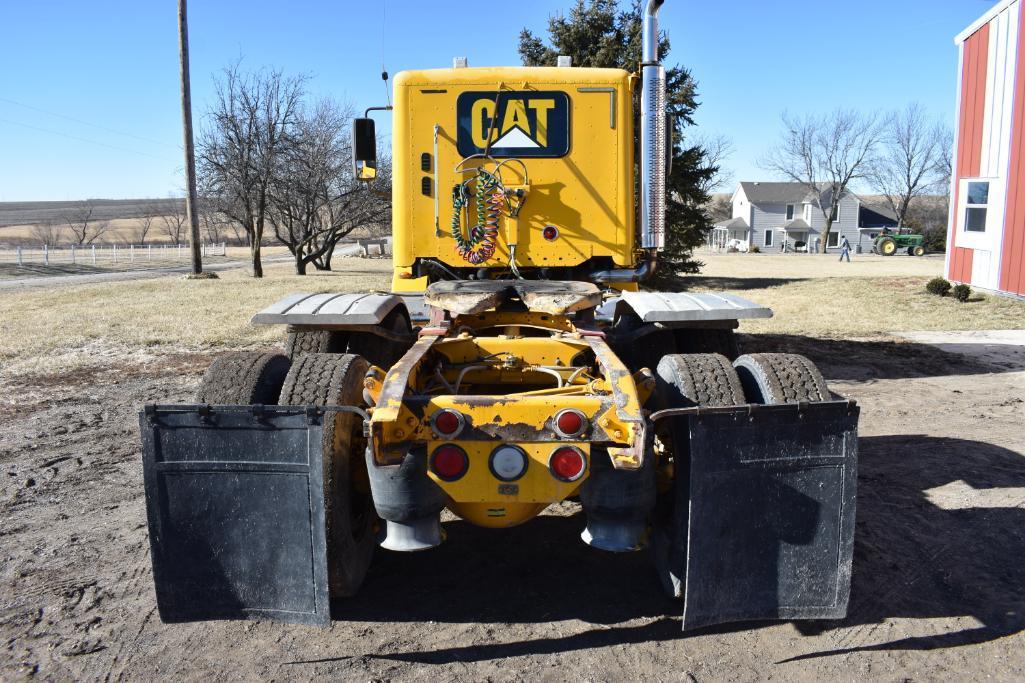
[352,118,378,181]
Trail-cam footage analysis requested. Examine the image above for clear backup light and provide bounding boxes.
[489,445,529,482]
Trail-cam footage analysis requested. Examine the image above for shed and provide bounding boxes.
[948,0,1025,297]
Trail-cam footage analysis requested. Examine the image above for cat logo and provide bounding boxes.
[456,91,570,158]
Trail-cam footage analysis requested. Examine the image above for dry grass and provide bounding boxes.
[690,252,1023,335]
[696,251,946,279]
[0,217,192,245]
[0,245,293,280]
[0,259,392,376]
[720,276,1025,335]
[1,250,1022,378]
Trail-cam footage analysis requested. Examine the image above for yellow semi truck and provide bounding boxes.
[140,0,857,629]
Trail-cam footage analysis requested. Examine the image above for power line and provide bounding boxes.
[0,117,178,163]
[0,96,179,149]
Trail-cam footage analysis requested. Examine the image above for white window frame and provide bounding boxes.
[804,204,811,222]
[827,231,840,248]
[964,180,990,233]
[785,204,795,221]
[834,204,841,223]
[764,229,773,247]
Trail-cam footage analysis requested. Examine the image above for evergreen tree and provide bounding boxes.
[519,0,715,281]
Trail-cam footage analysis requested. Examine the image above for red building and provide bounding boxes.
[949,0,1025,297]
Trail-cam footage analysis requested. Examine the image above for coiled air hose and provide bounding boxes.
[452,167,503,265]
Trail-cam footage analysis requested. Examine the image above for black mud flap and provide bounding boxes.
[680,402,858,630]
[139,405,330,625]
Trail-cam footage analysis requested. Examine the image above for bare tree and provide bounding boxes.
[704,194,733,223]
[198,199,227,244]
[694,133,735,195]
[199,63,306,277]
[935,124,955,197]
[267,99,391,274]
[160,196,189,244]
[137,209,156,245]
[313,157,392,271]
[30,220,63,247]
[867,104,947,228]
[63,200,109,245]
[905,195,949,252]
[762,110,882,252]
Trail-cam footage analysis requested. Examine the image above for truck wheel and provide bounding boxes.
[609,308,675,373]
[878,237,897,256]
[733,353,829,404]
[347,307,412,368]
[673,328,741,361]
[914,245,926,257]
[283,328,348,361]
[652,354,744,599]
[195,352,290,404]
[279,353,375,598]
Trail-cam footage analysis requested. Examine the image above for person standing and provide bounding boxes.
[839,235,852,262]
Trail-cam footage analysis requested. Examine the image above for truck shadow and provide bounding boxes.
[336,434,1025,664]
[671,275,809,291]
[782,434,1025,661]
[738,333,1021,379]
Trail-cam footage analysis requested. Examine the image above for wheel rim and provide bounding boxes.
[882,241,895,255]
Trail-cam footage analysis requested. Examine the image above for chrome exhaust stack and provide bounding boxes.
[588,0,667,285]
[640,0,667,253]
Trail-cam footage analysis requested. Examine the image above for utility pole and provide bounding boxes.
[178,0,203,275]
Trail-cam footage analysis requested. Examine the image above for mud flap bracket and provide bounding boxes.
[139,405,330,625]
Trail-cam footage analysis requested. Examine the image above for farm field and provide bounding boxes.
[1,253,1023,680]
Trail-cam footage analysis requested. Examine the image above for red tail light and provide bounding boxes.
[432,409,464,438]
[553,409,587,438]
[549,446,586,482]
[431,445,469,481]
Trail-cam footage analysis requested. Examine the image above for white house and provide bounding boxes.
[714,182,897,252]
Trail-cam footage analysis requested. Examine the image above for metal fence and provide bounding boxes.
[0,243,227,267]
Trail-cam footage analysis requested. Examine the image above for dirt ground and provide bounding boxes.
[2,326,1023,681]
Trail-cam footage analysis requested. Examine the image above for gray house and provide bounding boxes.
[713,182,897,253]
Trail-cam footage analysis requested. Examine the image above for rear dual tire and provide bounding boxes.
[652,352,830,599]
[652,354,745,599]
[196,350,375,599]
[284,309,413,368]
[195,352,290,404]
[280,353,376,598]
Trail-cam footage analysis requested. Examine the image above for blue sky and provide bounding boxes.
[0,0,999,201]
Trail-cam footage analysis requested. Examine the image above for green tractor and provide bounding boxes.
[872,228,927,256]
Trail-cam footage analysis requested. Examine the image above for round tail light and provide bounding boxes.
[489,445,528,482]
[553,409,587,438]
[549,446,586,482]
[542,225,559,241]
[431,445,469,481]
[431,409,464,438]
